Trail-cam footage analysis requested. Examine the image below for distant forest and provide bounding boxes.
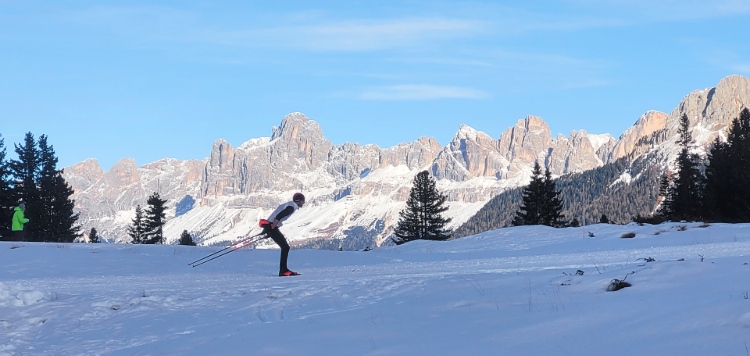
[453,156,661,238]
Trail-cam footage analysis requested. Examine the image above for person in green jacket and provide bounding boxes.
[11,203,29,241]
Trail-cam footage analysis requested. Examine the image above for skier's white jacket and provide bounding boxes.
[267,201,299,227]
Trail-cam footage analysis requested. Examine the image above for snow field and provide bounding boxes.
[1,222,749,355]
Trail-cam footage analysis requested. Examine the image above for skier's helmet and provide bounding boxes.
[293,192,305,203]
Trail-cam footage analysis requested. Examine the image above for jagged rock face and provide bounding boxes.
[202,139,236,197]
[433,125,508,181]
[611,111,669,162]
[200,115,441,205]
[495,116,554,180]
[141,159,205,197]
[621,75,750,167]
[64,158,206,240]
[108,158,141,189]
[201,113,334,202]
[499,116,552,163]
[270,112,333,170]
[435,117,610,181]
[326,143,381,181]
[594,136,618,163]
[62,75,750,246]
[377,136,442,169]
[548,130,605,175]
[669,75,750,145]
[63,158,104,193]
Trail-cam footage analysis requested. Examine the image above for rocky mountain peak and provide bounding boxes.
[208,139,235,171]
[453,124,482,140]
[523,115,551,133]
[691,74,750,137]
[268,112,332,169]
[272,112,324,142]
[496,115,552,169]
[63,158,105,193]
[656,74,750,158]
[611,110,668,161]
[65,158,103,177]
[108,158,140,187]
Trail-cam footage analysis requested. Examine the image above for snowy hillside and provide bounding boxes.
[2,222,750,355]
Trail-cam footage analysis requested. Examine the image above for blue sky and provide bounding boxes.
[2,1,749,169]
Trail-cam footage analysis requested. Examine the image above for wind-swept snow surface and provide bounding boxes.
[2,222,750,355]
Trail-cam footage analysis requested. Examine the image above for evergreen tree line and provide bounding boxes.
[656,109,750,222]
[0,132,80,242]
[455,108,750,238]
[453,155,661,238]
[125,192,197,246]
[556,155,661,226]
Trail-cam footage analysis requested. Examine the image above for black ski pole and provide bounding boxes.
[188,232,266,267]
[190,235,267,268]
[188,232,264,266]
[188,238,249,266]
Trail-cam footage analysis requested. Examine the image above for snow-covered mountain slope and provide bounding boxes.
[2,222,749,354]
[62,75,750,247]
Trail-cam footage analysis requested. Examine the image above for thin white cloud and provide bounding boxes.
[59,5,197,36]
[201,17,486,52]
[562,79,616,89]
[567,0,750,22]
[355,85,489,100]
[53,5,486,52]
[690,45,750,74]
[39,2,750,51]
[303,18,483,51]
[731,63,750,73]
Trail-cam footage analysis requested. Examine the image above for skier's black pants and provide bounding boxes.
[263,226,290,273]
[12,230,25,242]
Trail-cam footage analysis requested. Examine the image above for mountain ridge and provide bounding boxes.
[63,74,750,248]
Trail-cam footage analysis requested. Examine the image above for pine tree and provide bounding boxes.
[668,114,705,221]
[513,161,566,227]
[704,138,731,220]
[391,170,451,245]
[513,161,545,226]
[36,135,79,242]
[656,172,674,218]
[541,167,566,227]
[704,108,750,221]
[599,214,609,224]
[727,108,750,220]
[0,134,13,239]
[89,227,99,243]
[128,205,146,244]
[143,192,168,244]
[8,133,41,241]
[179,230,196,246]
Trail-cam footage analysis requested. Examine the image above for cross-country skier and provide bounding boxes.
[261,193,305,276]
